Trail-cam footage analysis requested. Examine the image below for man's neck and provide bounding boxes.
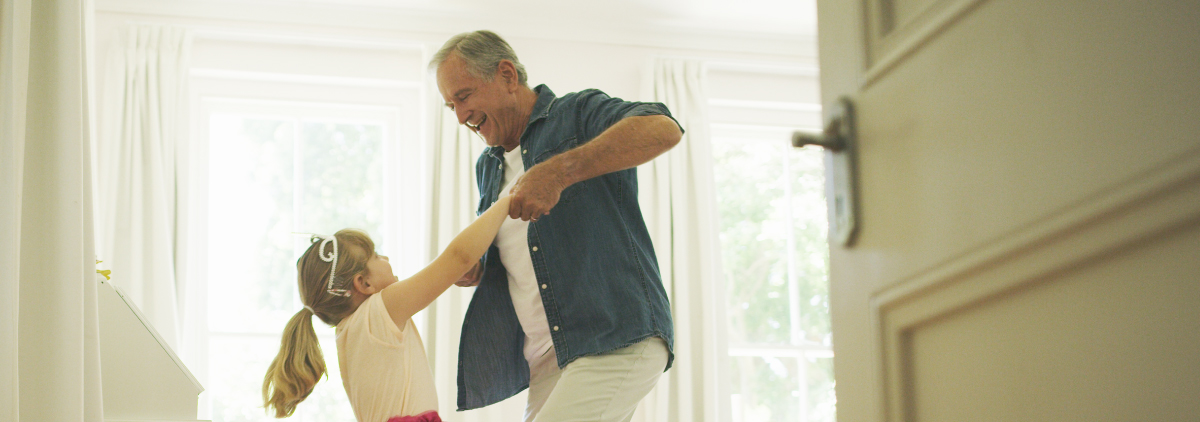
[505,86,540,152]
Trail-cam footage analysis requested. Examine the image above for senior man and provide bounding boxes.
[432,30,682,422]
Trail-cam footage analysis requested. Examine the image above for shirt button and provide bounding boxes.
[531,246,539,252]
[541,284,547,289]
[552,326,559,331]
[522,149,528,154]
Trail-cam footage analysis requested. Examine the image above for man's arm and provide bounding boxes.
[507,114,682,221]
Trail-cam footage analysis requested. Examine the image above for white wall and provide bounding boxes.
[94,0,819,103]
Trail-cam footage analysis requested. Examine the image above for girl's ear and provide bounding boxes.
[352,273,373,295]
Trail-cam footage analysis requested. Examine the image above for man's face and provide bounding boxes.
[436,53,522,151]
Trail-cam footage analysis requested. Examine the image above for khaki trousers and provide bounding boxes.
[524,337,669,422]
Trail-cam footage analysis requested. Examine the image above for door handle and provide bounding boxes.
[792,96,858,246]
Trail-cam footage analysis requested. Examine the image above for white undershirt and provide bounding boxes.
[495,147,553,364]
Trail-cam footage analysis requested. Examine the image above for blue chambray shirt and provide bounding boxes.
[456,85,678,410]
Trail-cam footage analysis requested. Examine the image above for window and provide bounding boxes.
[202,102,395,422]
[708,65,834,422]
[185,36,425,421]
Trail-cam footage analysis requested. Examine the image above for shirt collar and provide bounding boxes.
[528,84,557,123]
[486,84,556,158]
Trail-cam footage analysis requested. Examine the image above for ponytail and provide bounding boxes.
[262,309,326,418]
[263,228,372,417]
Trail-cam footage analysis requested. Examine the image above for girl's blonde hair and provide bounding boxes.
[261,229,375,418]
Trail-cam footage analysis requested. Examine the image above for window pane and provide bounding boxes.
[714,133,834,422]
[730,355,800,421]
[714,139,831,345]
[728,355,835,422]
[208,115,297,334]
[297,121,384,236]
[787,146,831,345]
[808,357,837,422]
[712,139,788,343]
[208,334,354,422]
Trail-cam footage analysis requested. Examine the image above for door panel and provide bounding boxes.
[857,0,1200,284]
[816,0,1200,421]
[907,220,1200,421]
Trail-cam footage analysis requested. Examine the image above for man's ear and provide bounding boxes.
[353,273,374,295]
[497,60,518,90]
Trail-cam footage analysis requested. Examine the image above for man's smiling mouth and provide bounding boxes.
[466,115,486,131]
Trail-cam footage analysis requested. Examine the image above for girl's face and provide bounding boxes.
[363,253,398,292]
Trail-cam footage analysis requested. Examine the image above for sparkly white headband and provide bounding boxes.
[294,232,352,298]
[315,234,351,297]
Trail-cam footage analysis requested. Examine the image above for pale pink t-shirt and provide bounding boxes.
[336,293,438,422]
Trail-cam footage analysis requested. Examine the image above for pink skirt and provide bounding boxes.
[387,411,441,422]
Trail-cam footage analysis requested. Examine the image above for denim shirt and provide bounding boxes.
[456,85,678,410]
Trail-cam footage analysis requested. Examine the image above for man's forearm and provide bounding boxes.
[545,114,682,187]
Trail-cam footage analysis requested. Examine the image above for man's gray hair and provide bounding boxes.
[431,30,528,86]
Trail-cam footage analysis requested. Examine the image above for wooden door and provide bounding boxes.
[815,1,1200,421]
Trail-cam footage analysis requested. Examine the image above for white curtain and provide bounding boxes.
[423,100,528,421]
[94,24,192,350]
[634,58,730,422]
[1,0,105,421]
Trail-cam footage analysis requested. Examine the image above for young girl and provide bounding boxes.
[262,196,512,422]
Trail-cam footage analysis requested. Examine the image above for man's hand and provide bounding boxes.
[504,115,680,223]
[508,162,568,222]
[456,262,483,287]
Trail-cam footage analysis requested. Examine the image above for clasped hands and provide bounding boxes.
[506,162,567,222]
[455,163,567,287]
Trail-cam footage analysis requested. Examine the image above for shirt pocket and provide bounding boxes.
[534,135,577,161]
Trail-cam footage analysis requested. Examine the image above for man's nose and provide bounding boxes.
[455,107,470,125]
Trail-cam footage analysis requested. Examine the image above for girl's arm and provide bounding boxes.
[379,195,512,328]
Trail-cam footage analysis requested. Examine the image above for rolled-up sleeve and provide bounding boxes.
[575,89,684,142]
